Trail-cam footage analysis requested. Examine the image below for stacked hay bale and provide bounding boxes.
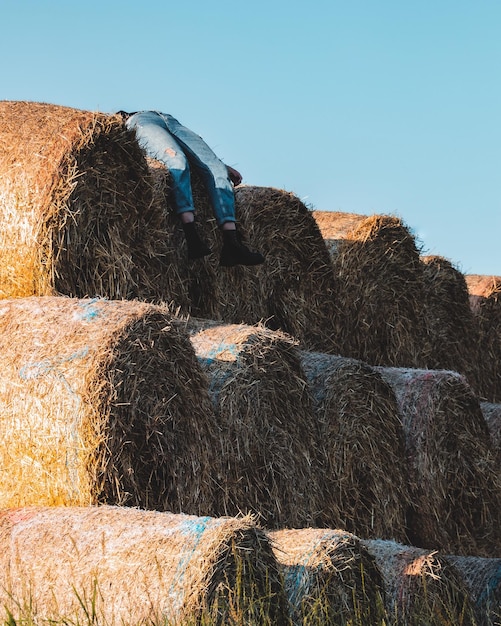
[421,255,481,392]
[185,320,320,528]
[465,274,501,402]
[313,210,431,367]
[0,296,221,515]
[364,539,477,626]
[444,555,501,626]
[376,366,501,557]
[480,402,501,468]
[269,528,387,625]
[0,506,289,626]
[300,351,410,542]
[0,101,172,303]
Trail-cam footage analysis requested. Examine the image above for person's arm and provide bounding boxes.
[226,165,242,186]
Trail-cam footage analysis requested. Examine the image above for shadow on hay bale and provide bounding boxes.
[376,366,501,557]
[466,274,501,402]
[313,210,431,368]
[184,319,321,529]
[421,255,482,393]
[0,506,289,626]
[0,296,220,515]
[444,555,501,626]
[300,351,410,543]
[0,101,167,302]
[364,539,477,626]
[269,528,387,625]
[480,402,501,469]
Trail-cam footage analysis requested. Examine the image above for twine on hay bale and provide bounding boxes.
[185,319,321,528]
[466,274,501,402]
[444,555,501,626]
[269,528,387,625]
[300,351,410,542]
[376,366,501,557]
[0,101,166,301]
[313,210,431,367]
[364,539,477,626]
[0,506,289,626]
[480,402,501,469]
[228,186,339,351]
[0,296,220,514]
[421,255,481,392]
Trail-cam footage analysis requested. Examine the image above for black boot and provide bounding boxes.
[182,221,211,259]
[220,229,265,267]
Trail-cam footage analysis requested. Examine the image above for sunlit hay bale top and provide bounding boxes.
[364,539,477,626]
[313,210,431,368]
[480,402,501,468]
[146,157,221,318]
[269,528,387,626]
[376,366,501,557]
[466,274,501,402]
[227,186,339,353]
[421,255,481,392]
[0,101,163,301]
[444,555,501,626]
[300,351,410,543]
[185,319,321,529]
[0,296,220,514]
[0,506,289,626]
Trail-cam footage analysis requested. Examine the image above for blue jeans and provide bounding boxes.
[126,111,236,226]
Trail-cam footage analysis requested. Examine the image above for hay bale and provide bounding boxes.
[466,274,501,402]
[0,505,289,625]
[480,402,501,469]
[0,101,168,302]
[313,210,431,367]
[185,319,321,528]
[226,186,339,352]
[364,539,477,626]
[376,366,501,557]
[421,255,481,392]
[300,351,410,542]
[269,528,387,625]
[444,555,501,626]
[0,296,220,514]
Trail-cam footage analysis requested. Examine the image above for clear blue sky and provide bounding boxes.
[2,0,500,275]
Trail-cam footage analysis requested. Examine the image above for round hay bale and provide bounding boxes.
[0,505,289,626]
[313,210,431,368]
[421,255,481,392]
[466,274,501,402]
[185,319,321,528]
[0,296,220,514]
[228,186,339,352]
[364,539,477,626]
[376,366,501,557]
[480,402,501,469]
[0,101,165,302]
[269,528,387,625]
[300,351,410,542]
[444,555,501,626]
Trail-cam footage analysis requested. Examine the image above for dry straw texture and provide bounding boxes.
[480,402,501,469]
[444,555,501,626]
[466,274,501,402]
[421,255,481,392]
[0,296,220,514]
[185,319,320,529]
[0,101,166,301]
[376,366,501,557]
[0,506,289,626]
[364,539,477,626]
[269,528,387,625]
[313,210,431,367]
[300,351,410,542]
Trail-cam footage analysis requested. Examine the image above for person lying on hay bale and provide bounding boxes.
[117,110,265,267]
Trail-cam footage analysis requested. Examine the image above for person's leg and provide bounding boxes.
[126,111,210,259]
[159,113,237,227]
